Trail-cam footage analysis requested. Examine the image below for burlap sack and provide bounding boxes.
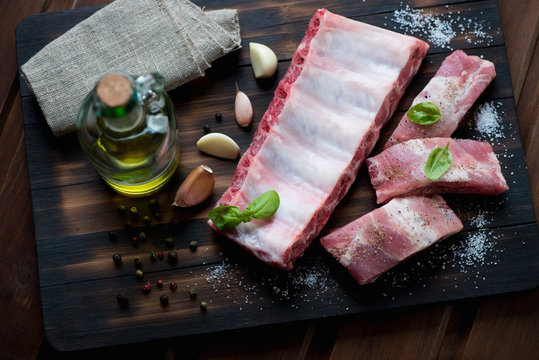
[21,0,241,136]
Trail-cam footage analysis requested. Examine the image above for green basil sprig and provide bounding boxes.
[424,142,453,180]
[407,102,442,125]
[209,190,280,230]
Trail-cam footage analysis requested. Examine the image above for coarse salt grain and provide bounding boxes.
[475,101,504,139]
[391,4,496,50]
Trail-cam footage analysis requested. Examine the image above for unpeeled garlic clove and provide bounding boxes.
[173,165,215,207]
[235,84,253,127]
[197,132,240,160]
[249,42,278,78]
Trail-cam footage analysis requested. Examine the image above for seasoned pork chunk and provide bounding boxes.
[320,196,463,285]
[367,138,509,204]
[385,50,495,148]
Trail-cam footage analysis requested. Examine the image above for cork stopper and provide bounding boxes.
[96,74,132,108]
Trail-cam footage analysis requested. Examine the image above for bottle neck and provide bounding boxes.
[94,74,145,135]
[98,91,139,118]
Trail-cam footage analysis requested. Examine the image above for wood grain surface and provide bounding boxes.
[1,0,538,359]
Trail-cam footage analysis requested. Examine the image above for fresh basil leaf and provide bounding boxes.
[407,102,442,125]
[244,190,280,219]
[208,205,243,230]
[424,142,453,180]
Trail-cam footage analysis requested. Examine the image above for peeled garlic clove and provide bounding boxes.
[197,133,240,160]
[173,165,215,207]
[235,85,253,127]
[249,42,278,78]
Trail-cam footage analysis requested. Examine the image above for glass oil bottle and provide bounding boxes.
[77,72,179,196]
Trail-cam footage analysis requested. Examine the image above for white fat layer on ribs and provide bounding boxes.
[231,14,422,263]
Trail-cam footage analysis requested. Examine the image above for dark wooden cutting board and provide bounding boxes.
[16,0,539,352]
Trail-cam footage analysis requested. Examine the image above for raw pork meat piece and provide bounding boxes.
[367,138,509,204]
[385,50,496,149]
[208,9,429,269]
[320,195,463,285]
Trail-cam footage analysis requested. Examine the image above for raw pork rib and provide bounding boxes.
[367,138,509,204]
[385,50,496,149]
[209,9,429,269]
[320,195,463,285]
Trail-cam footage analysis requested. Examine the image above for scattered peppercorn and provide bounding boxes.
[143,215,151,226]
[189,241,198,252]
[139,231,147,242]
[135,269,143,280]
[134,257,143,269]
[141,282,151,294]
[150,250,158,262]
[157,251,164,260]
[112,253,122,266]
[165,237,174,249]
[130,236,139,247]
[109,231,119,242]
[215,112,222,122]
[200,301,207,311]
[156,279,163,288]
[203,124,211,134]
[129,206,138,219]
[117,205,126,214]
[149,198,160,215]
[169,281,177,290]
[116,293,128,308]
[189,288,197,298]
[160,294,169,306]
[154,212,161,220]
[168,251,178,264]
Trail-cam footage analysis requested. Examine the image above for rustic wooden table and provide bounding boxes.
[1,0,538,359]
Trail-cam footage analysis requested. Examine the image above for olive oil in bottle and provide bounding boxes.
[77,72,179,196]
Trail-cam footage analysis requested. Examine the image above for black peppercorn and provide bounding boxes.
[112,253,122,266]
[203,124,211,134]
[215,112,222,122]
[150,250,158,262]
[129,206,138,219]
[139,232,147,242]
[189,288,197,298]
[160,294,169,306]
[116,293,128,308]
[200,301,207,311]
[109,231,119,242]
[189,241,198,252]
[165,237,174,249]
[134,257,143,269]
[149,198,160,215]
[136,269,143,280]
[117,205,126,214]
[168,251,178,264]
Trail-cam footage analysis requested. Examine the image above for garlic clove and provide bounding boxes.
[249,42,278,78]
[196,133,240,160]
[173,165,215,207]
[235,84,253,127]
